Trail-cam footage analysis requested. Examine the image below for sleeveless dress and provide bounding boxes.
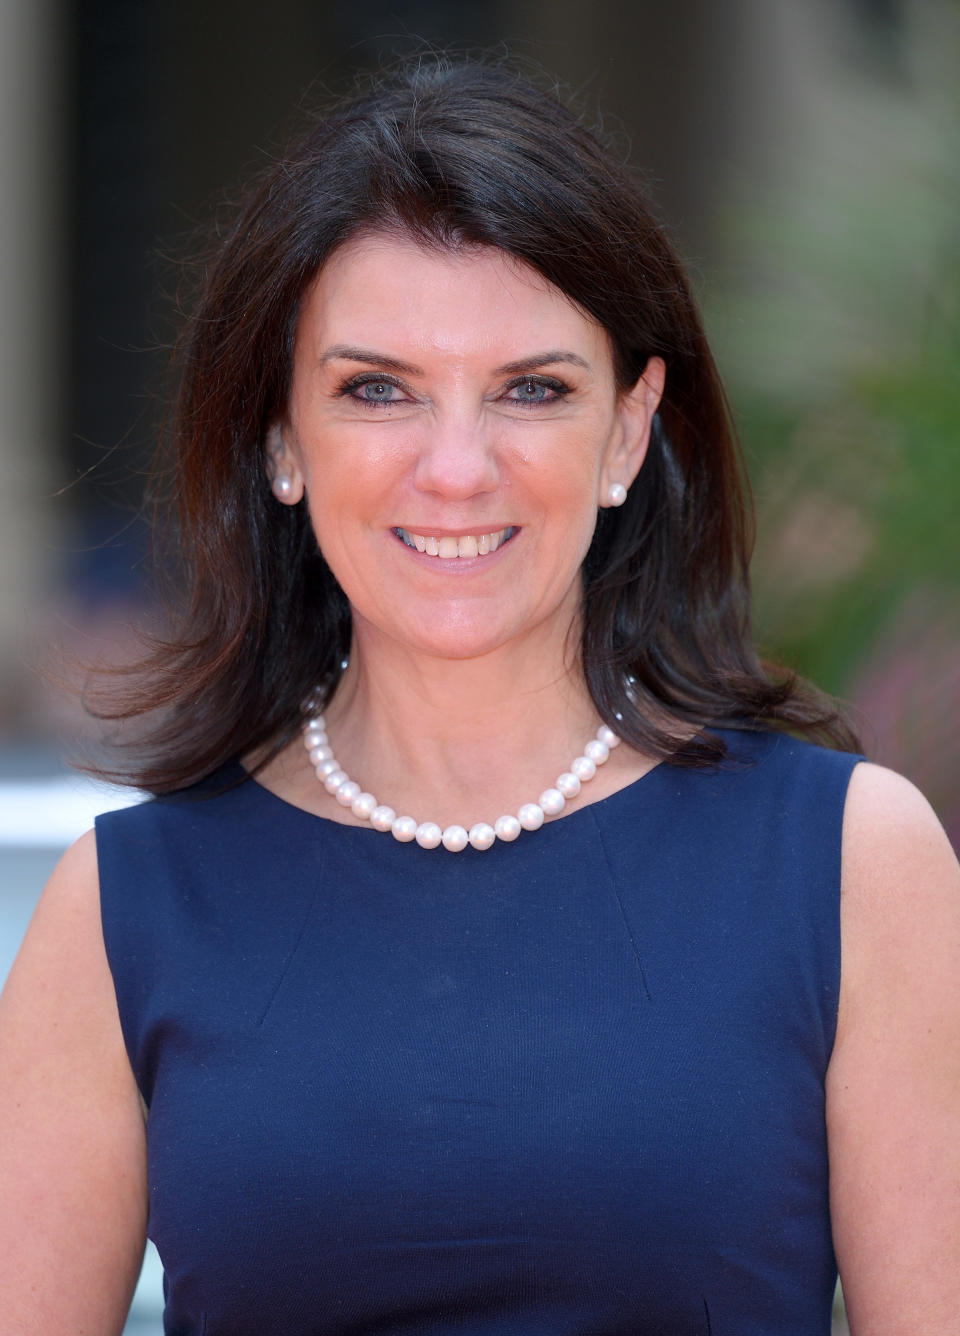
[96,727,861,1335]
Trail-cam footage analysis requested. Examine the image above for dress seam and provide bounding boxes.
[255,841,328,1027]
[588,805,653,1003]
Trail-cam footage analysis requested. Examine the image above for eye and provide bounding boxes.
[502,376,570,406]
[339,374,410,407]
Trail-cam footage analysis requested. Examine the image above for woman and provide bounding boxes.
[1,56,958,1335]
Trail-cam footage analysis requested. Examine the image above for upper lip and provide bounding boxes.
[393,525,516,537]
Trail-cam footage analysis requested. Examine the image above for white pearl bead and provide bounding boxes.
[607,482,627,506]
[556,771,582,798]
[517,802,544,831]
[335,780,361,808]
[468,822,496,851]
[302,710,625,851]
[351,792,377,819]
[391,815,417,842]
[494,814,521,842]
[415,821,443,849]
[441,825,469,852]
[538,788,566,817]
[583,738,610,765]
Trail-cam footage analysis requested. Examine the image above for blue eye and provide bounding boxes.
[513,380,549,401]
[504,376,569,405]
[357,379,400,402]
[338,374,408,407]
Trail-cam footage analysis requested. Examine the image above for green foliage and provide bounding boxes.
[740,328,960,694]
[699,11,959,839]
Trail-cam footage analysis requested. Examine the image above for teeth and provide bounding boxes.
[396,527,515,558]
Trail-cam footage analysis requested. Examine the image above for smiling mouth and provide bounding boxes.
[393,527,518,559]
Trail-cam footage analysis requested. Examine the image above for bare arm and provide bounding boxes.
[828,763,960,1334]
[0,830,148,1334]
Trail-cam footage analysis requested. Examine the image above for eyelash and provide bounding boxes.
[337,373,407,408]
[502,375,571,406]
[335,372,572,408]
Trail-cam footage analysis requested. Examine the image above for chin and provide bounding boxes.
[401,625,520,662]
[353,582,580,664]
[375,604,534,662]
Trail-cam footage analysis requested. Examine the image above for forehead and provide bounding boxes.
[294,231,612,367]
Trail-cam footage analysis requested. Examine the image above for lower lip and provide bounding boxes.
[391,529,519,570]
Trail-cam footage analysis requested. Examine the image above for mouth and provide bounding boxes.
[392,526,518,560]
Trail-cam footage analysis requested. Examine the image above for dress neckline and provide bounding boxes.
[224,725,751,842]
[227,750,674,841]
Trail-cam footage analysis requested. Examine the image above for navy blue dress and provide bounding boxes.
[96,728,861,1335]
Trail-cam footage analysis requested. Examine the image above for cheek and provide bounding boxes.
[534,440,606,533]
[298,426,414,501]
[295,441,373,532]
[296,444,407,582]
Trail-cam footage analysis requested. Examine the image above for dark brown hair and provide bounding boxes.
[93,53,859,791]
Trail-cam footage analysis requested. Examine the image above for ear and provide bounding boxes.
[599,356,665,506]
[264,422,305,505]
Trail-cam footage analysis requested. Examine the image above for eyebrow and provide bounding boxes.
[319,345,422,375]
[318,344,592,376]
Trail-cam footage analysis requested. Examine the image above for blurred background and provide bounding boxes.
[0,0,957,1330]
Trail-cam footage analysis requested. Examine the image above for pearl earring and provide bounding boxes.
[271,474,295,502]
[607,482,627,507]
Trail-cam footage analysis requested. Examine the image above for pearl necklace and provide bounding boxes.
[302,710,621,852]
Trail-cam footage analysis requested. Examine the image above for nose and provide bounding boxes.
[411,413,500,500]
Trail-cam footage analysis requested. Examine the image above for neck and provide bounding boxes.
[320,617,602,829]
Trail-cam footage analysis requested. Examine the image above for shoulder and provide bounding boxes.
[2,828,115,1054]
[0,831,148,1328]
[1,823,145,1133]
[716,724,861,774]
[707,726,863,816]
[835,759,960,1045]
[840,761,959,926]
[94,768,254,889]
[17,828,102,952]
[94,763,250,837]
[843,756,946,829]
[827,764,960,1327]
[838,761,960,1012]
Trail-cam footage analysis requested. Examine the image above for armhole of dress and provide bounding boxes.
[94,812,153,1112]
[825,754,867,1067]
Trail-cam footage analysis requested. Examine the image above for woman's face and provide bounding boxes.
[274,232,663,664]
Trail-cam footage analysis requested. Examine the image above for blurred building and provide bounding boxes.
[0,0,956,841]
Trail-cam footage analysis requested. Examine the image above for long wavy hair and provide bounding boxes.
[90,54,859,792]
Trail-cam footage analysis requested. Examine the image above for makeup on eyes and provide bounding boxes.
[333,370,574,408]
[501,375,571,404]
[335,372,408,405]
